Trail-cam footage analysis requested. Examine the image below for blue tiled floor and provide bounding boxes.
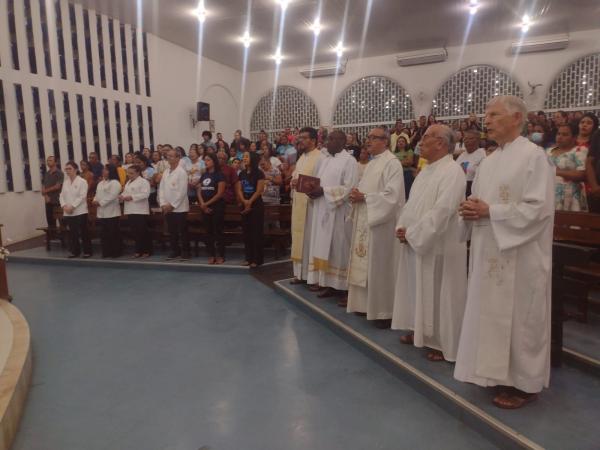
[8,263,497,450]
[277,280,600,450]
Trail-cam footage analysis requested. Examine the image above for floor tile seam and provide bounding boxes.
[273,279,544,450]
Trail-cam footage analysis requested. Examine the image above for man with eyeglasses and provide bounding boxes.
[392,124,467,364]
[290,127,324,284]
[347,127,405,328]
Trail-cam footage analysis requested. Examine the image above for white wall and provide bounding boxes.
[242,29,600,130]
[0,2,242,245]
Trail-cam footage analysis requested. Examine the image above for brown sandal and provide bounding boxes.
[493,391,538,409]
[426,350,445,362]
[399,333,414,345]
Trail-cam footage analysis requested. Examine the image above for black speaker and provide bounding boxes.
[196,102,210,121]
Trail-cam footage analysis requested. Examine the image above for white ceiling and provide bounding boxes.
[75,0,600,72]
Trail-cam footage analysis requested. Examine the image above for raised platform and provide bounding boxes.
[274,279,600,450]
[8,245,289,274]
[0,300,32,450]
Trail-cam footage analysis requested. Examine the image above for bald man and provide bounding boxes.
[392,124,467,362]
[455,95,555,409]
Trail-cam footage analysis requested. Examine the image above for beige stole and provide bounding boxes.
[347,151,396,287]
[291,149,322,262]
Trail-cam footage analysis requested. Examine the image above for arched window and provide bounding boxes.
[332,76,413,139]
[249,86,319,137]
[432,65,523,117]
[544,53,600,109]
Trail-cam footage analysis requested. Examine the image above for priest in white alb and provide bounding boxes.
[392,124,467,362]
[290,127,323,284]
[454,95,555,409]
[306,130,358,304]
[347,127,405,327]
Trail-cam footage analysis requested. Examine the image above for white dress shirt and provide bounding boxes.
[59,175,88,217]
[158,165,189,213]
[94,179,122,218]
[122,176,151,215]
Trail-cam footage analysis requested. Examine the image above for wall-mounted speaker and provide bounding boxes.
[196,102,210,121]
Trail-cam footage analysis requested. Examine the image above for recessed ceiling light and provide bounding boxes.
[272,47,283,65]
[310,18,322,36]
[334,41,344,58]
[194,0,207,23]
[277,0,291,11]
[241,30,252,48]
[521,14,532,33]
[468,0,479,15]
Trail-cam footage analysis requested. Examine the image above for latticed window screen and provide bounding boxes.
[250,86,320,134]
[544,53,600,109]
[332,76,414,126]
[432,65,522,116]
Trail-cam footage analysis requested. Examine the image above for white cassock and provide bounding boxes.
[454,136,555,393]
[391,154,467,361]
[307,149,359,290]
[347,150,405,320]
[292,149,324,280]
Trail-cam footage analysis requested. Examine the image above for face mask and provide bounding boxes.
[531,132,544,144]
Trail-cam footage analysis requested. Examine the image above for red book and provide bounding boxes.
[296,174,320,194]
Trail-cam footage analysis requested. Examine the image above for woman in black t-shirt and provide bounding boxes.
[199,153,226,264]
[236,151,266,267]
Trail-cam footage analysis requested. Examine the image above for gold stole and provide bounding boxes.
[291,149,321,262]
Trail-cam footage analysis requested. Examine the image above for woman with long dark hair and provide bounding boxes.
[59,161,92,258]
[93,164,122,257]
[199,152,226,264]
[236,151,266,267]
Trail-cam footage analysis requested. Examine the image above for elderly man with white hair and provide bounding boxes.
[392,124,467,363]
[454,95,555,409]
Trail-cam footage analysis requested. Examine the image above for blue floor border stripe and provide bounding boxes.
[273,279,543,450]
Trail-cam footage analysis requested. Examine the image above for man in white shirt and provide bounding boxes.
[455,129,486,197]
[455,95,555,409]
[159,148,191,260]
[392,124,467,362]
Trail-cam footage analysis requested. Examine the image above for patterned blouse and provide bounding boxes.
[546,146,588,211]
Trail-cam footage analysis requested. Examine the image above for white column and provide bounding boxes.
[0,123,7,193]
[83,94,94,158]
[44,0,59,78]
[96,97,107,162]
[70,93,83,162]
[29,0,46,77]
[101,15,113,91]
[124,24,135,95]
[113,20,124,92]
[60,0,74,81]
[120,101,129,154]
[142,102,150,148]
[136,29,146,97]
[74,3,88,85]
[22,85,42,191]
[53,90,68,166]
[0,0,11,68]
[3,83,25,192]
[38,87,54,163]
[13,0,30,73]
[88,9,101,89]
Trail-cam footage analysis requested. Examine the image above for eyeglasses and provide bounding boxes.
[366,135,386,141]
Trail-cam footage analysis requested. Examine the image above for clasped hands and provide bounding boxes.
[396,227,407,243]
[458,197,489,221]
[349,188,365,204]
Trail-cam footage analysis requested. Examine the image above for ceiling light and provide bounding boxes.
[521,14,532,33]
[310,19,322,36]
[277,0,290,11]
[334,41,344,58]
[468,0,479,15]
[194,1,207,23]
[272,47,283,65]
[242,30,251,48]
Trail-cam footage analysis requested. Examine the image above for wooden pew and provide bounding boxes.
[552,211,600,366]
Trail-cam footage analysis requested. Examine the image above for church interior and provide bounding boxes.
[1,1,600,449]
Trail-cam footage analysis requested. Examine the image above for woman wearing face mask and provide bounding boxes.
[529,124,547,148]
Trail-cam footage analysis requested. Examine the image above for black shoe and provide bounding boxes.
[180,253,191,261]
[166,254,180,261]
[67,254,79,259]
[82,254,92,258]
[373,319,392,329]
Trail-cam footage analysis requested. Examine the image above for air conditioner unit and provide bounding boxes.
[510,34,569,54]
[396,48,447,67]
[300,59,347,78]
